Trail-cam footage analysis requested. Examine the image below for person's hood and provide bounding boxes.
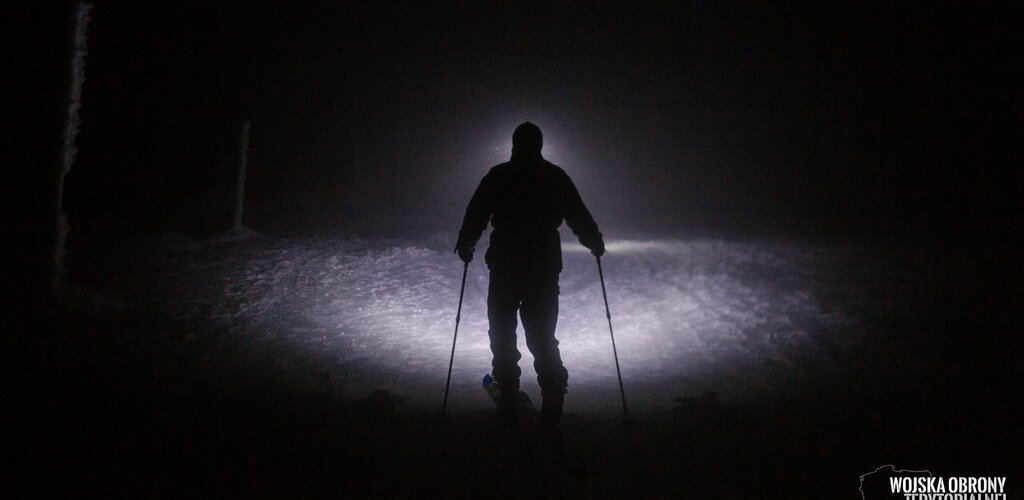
[511,122,543,161]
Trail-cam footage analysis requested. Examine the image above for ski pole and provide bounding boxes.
[597,255,628,422]
[441,260,469,422]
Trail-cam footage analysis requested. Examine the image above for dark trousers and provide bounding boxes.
[487,269,568,393]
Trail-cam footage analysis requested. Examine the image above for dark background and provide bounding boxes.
[4,3,1022,496]
[6,1,1022,253]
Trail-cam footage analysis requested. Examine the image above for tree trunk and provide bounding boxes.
[233,120,251,231]
[52,2,93,292]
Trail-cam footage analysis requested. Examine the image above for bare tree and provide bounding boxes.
[53,2,93,292]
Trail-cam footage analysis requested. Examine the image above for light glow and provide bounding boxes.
[160,235,858,416]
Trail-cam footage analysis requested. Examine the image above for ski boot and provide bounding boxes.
[538,387,566,448]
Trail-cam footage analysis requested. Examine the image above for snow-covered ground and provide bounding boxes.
[24,230,1013,496]
[131,229,929,417]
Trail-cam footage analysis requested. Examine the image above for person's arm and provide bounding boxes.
[560,171,605,256]
[455,172,496,262]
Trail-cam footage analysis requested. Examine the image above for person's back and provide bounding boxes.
[457,123,602,275]
[455,122,604,444]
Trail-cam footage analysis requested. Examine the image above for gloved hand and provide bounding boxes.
[581,233,605,257]
[455,245,474,263]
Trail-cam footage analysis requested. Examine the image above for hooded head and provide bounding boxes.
[511,122,543,161]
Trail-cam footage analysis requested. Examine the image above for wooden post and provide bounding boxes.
[53,2,93,292]
[233,120,251,231]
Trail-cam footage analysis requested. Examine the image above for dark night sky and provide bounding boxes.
[7,1,1022,243]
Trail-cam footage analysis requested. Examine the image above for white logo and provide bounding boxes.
[859,465,1008,500]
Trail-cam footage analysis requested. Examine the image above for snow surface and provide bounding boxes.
[136,230,910,416]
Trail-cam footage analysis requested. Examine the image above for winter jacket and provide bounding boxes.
[456,157,603,274]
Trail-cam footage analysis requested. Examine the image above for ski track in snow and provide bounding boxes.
[136,233,907,415]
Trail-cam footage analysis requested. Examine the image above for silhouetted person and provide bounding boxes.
[456,122,604,443]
